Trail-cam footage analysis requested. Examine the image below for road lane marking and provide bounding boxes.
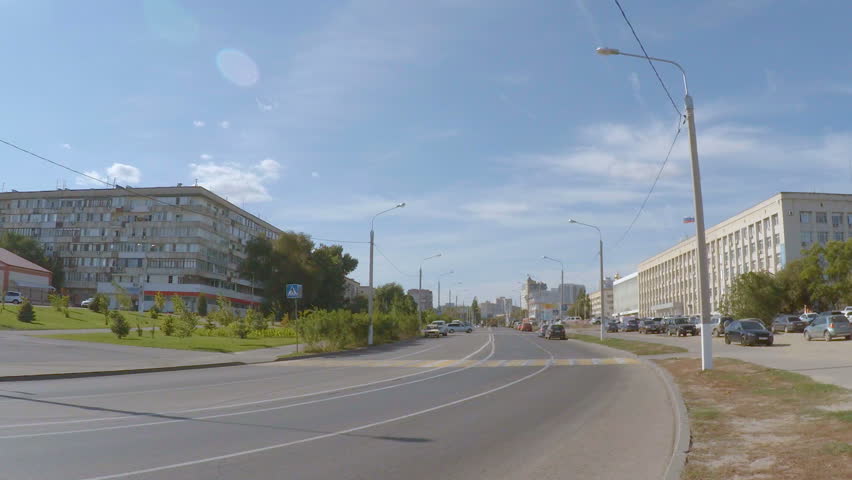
[0,336,496,431]
[260,358,639,368]
[0,335,498,440]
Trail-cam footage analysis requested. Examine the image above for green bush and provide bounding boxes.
[246,309,267,331]
[160,315,175,336]
[17,299,35,323]
[136,319,144,337]
[197,295,208,316]
[48,293,63,311]
[172,295,198,338]
[212,296,236,326]
[231,315,250,339]
[109,311,130,339]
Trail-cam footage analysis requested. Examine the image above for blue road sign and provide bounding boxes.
[286,284,303,299]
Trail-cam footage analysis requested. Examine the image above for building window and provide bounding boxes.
[774,233,780,245]
[800,211,811,223]
[776,253,781,266]
[817,231,829,244]
[800,231,813,246]
[833,231,844,242]
[816,212,827,224]
[832,213,842,227]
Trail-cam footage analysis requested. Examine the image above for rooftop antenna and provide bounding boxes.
[194,178,198,186]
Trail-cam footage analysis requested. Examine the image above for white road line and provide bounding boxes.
[0,335,497,439]
[75,337,548,480]
[26,339,453,403]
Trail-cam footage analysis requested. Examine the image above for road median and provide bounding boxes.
[566,333,688,355]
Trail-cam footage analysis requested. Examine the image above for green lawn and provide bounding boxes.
[42,332,298,353]
[0,305,149,330]
[566,333,688,355]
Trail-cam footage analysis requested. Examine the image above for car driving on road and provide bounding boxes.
[545,324,566,340]
[446,321,472,333]
[725,319,774,346]
[423,324,442,338]
[804,314,851,342]
[430,320,449,336]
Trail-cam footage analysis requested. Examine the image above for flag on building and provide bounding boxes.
[683,216,695,224]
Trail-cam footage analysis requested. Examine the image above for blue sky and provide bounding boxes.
[3,0,852,306]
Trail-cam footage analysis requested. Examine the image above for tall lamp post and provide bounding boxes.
[368,202,406,346]
[542,256,565,322]
[449,281,462,309]
[568,219,604,340]
[437,270,453,314]
[596,47,712,370]
[418,253,442,327]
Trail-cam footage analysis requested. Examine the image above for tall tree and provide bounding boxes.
[0,232,64,289]
[725,271,782,324]
[470,298,481,324]
[374,283,413,314]
[774,259,811,313]
[310,244,359,310]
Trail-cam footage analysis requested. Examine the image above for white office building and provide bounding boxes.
[638,192,852,317]
[613,272,639,318]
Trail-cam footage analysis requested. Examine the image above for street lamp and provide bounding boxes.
[596,46,712,370]
[368,202,406,346]
[449,281,462,309]
[418,253,442,327]
[542,256,565,323]
[568,219,604,340]
[437,270,453,314]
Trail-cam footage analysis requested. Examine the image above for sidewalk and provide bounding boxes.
[0,330,299,381]
[575,327,852,390]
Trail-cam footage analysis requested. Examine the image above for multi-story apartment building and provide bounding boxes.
[521,277,547,310]
[0,186,281,311]
[407,288,433,311]
[589,286,613,319]
[638,192,852,317]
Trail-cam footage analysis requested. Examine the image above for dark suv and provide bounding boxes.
[638,319,661,334]
[667,317,697,337]
[771,314,807,333]
[621,319,639,332]
[545,324,566,340]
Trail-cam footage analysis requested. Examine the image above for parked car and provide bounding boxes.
[667,317,697,336]
[724,319,774,346]
[771,314,808,333]
[799,313,819,324]
[519,322,533,332]
[710,316,734,337]
[545,324,566,340]
[3,291,23,304]
[423,324,442,338]
[447,321,472,333]
[804,314,852,341]
[79,297,95,308]
[841,306,852,316]
[538,323,548,337]
[621,319,639,332]
[606,322,620,333]
[659,318,675,334]
[638,319,661,334]
[431,320,449,336]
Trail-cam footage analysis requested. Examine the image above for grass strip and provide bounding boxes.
[41,332,297,353]
[566,333,688,355]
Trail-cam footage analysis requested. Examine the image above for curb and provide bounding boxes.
[273,336,424,363]
[0,361,246,382]
[563,337,690,480]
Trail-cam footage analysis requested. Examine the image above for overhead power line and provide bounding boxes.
[310,237,370,245]
[613,118,684,248]
[373,244,417,277]
[612,0,682,117]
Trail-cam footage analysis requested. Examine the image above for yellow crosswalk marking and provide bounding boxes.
[266,357,639,368]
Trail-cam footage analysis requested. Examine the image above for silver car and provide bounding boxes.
[804,314,852,341]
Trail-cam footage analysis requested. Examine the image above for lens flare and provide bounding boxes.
[216,49,259,87]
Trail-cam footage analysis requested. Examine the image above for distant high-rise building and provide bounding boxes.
[407,288,433,311]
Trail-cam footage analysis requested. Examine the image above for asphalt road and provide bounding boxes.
[0,328,676,480]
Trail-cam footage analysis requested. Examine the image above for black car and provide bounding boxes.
[771,314,807,333]
[545,324,566,340]
[621,319,639,332]
[606,322,620,333]
[725,319,774,346]
[667,317,697,337]
[638,319,661,334]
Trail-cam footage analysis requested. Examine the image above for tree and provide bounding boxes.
[568,289,591,319]
[347,295,368,313]
[470,298,481,324]
[171,295,197,337]
[231,314,250,339]
[774,259,811,313]
[374,283,410,314]
[109,311,130,339]
[17,299,35,323]
[246,308,267,331]
[212,295,236,326]
[197,295,208,317]
[726,271,782,324]
[111,281,133,311]
[89,293,110,325]
[310,244,359,310]
[0,232,65,289]
[154,291,166,314]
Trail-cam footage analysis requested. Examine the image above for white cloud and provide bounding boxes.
[199,153,212,160]
[628,72,644,106]
[190,158,282,203]
[60,143,72,150]
[256,97,277,111]
[76,163,141,187]
[192,120,205,127]
[311,171,320,178]
[219,120,230,129]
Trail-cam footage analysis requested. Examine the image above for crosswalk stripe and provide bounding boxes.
[265,358,639,368]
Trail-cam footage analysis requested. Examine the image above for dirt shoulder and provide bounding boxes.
[660,357,852,480]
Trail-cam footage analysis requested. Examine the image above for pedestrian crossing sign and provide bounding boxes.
[286,284,303,299]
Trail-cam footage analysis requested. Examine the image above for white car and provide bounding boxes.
[3,291,22,304]
[430,320,449,336]
[841,306,852,317]
[446,321,472,333]
[80,297,95,308]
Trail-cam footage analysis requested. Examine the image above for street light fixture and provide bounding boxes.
[437,270,453,314]
[568,219,605,341]
[368,202,406,346]
[418,253,442,327]
[596,46,712,370]
[542,256,565,323]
